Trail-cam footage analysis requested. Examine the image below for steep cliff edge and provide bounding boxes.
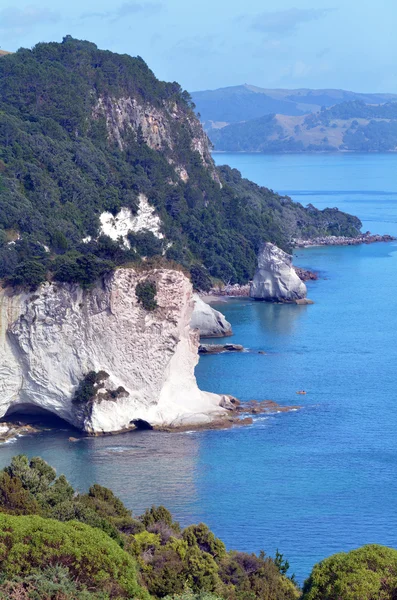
[0,269,229,433]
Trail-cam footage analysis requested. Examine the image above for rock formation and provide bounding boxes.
[250,243,307,302]
[190,295,233,337]
[0,270,231,433]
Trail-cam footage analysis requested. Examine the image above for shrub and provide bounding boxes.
[136,280,158,311]
[0,565,110,599]
[72,371,109,404]
[6,259,47,290]
[302,544,397,600]
[0,513,148,598]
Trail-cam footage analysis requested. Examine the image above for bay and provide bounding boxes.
[1,153,397,582]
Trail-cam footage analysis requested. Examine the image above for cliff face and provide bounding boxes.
[0,269,228,433]
[93,96,218,183]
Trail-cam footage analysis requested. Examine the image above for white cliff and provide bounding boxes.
[190,295,232,338]
[0,269,230,433]
[250,242,307,302]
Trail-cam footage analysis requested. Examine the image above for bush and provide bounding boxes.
[302,544,397,600]
[6,259,47,290]
[136,280,157,311]
[0,513,148,598]
[0,565,110,599]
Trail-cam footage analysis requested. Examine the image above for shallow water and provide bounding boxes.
[2,153,397,582]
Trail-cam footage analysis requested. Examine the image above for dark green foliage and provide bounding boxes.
[190,264,212,291]
[72,371,107,405]
[302,544,397,600]
[0,38,361,290]
[128,230,163,257]
[53,254,115,288]
[5,259,47,290]
[136,280,158,311]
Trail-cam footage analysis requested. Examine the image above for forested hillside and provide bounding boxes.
[0,37,361,289]
[209,100,397,153]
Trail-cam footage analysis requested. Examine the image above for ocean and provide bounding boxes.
[1,152,397,582]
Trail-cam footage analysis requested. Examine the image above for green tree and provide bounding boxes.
[302,544,397,600]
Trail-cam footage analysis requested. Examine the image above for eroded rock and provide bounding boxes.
[191,295,232,337]
[250,243,307,302]
[0,270,230,433]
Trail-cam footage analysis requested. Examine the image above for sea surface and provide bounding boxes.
[1,153,397,582]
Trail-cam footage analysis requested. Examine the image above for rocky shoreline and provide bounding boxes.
[154,399,302,432]
[293,232,396,247]
[0,421,41,443]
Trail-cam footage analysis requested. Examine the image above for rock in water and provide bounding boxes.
[190,295,232,337]
[250,243,307,302]
[0,269,230,433]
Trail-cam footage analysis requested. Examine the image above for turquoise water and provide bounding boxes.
[1,154,397,582]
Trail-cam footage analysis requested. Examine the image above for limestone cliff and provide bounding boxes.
[93,96,219,183]
[250,243,307,302]
[0,269,229,433]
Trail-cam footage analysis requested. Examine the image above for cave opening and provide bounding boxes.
[2,404,76,430]
[131,419,153,430]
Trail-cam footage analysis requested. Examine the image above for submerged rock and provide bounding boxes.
[190,295,232,337]
[199,343,244,354]
[0,269,231,433]
[250,243,307,302]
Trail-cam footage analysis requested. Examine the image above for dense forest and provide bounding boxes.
[0,454,395,600]
[0,37,361,290]
[209,100,397,153]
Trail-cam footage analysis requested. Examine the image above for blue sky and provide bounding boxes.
[1,0,396,93]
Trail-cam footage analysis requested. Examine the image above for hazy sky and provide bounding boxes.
[1,0,396,93]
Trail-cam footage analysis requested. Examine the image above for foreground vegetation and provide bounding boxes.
[0,37,361,290]
[0,455,396,599]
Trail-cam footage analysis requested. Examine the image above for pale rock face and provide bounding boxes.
[92,96,220,184]
[250,243,307,302]
[0,270,229,433]
[99,194,164,248]
[191,295,232,338]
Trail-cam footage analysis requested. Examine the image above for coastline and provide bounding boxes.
[293,232,396,247]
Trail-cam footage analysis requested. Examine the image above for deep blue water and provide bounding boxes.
[1,154,397,582]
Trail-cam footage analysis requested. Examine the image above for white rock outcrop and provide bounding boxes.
[191,295,232,338]
[99,194,163,248]
[250,242,307,302]
[0,270,230,433]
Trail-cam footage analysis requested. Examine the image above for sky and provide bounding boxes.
[0,0,396,93]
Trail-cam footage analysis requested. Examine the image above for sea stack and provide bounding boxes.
[191,295,233,337]
[250,242,307,302]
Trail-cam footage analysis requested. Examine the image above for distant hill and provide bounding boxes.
[210,100,397,153]
[191,84,397,130]
[0,50,12,56]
